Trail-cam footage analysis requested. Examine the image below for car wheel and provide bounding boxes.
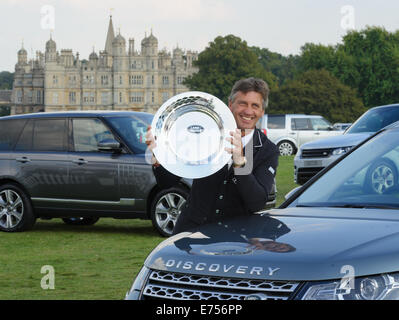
[278,141,296,156]
[365,158,398,194]
[62,217,100,226]
[0,184,36,232]
[151,187,189,237]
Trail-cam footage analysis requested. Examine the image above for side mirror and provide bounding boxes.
[98,139,121,152]
[284,186,302,201]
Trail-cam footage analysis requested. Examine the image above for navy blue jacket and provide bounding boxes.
[153,129,279,225]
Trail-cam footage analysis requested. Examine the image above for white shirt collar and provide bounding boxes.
[242,129,255,147]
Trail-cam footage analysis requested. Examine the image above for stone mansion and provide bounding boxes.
[11,16,198,115]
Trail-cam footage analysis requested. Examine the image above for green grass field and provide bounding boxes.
[0,156,298,300]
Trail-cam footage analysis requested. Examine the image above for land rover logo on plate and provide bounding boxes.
[187,125,205,134]
[193,243,253,256]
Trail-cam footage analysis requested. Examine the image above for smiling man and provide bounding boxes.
[147,77,279,234]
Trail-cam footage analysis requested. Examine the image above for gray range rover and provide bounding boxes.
[127,123,399,300]
[0,111,276,236]
[0,111,193,236]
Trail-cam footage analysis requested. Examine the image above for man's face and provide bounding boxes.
[228,91,265,131]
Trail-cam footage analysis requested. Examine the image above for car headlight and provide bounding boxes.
[299,273,399,300]
[125,266,150,300]
[332,146,353,156]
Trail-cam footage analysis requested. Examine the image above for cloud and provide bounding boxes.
[64,0,235,21]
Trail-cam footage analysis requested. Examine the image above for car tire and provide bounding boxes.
[365,158,398,194]
[62,217,100,226]
[278,141,296,156]
[150,186,189,237]
[0,183,36,232]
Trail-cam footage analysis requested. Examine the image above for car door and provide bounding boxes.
[310,117,341,140]
[13,118,70,208]
[291,118,314,147]
[265,115,287,144]
[68,117,128,211]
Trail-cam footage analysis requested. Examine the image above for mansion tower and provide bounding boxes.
[11,16,198,115]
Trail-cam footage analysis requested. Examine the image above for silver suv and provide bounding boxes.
[257,114,342,156]
[294,104,399,185]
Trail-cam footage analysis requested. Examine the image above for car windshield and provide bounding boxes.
[106,114,153,154]
[292,128,399,209]
[346,106,399,134]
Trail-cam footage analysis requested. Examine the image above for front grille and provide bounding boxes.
[302,148,332,158]
[141,270,300,300]
[297,167,324,184]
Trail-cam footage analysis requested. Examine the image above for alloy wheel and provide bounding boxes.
[154,192,186,236]
[371,164,395,194]
[279,142,294,156]
[0,189,24,230]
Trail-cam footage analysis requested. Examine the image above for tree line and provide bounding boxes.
[185,26,399,123]
[0,71,13,90]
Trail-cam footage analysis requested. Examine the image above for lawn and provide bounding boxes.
[0,156,298,300]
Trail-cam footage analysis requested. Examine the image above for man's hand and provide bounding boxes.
[225,129,246,167]
[145,126,160,166]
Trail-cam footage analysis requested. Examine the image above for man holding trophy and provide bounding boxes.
[146,78,279,235]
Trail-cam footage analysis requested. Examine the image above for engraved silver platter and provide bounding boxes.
[151,91,236,179]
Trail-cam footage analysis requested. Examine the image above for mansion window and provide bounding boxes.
[69,76,77,85]
[83,92,95,104]
[101,75,109,85]
[177,76,185,85]
[52,93,58,104]
[162,92,169,103]
[16,91,22,103]
[129,92,144,103]
[69,92,76,104]
[52,75,58,85]
[84,75,95,85]
[101,92,110,105]
[36,91,42,104]
[27,91,32,103]
[162,76,169,85]
[130,75,144,85]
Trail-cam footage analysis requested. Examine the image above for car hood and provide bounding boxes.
[144,207,399,281]
[300,133,372,150]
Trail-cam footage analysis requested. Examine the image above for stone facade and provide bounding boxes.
[11,16,198,115]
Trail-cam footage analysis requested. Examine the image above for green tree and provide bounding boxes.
[0,72,14,90]
[269,69,365,123]
[0,106,10,117]
[298,27,399,108]
[251,47,300,85]
[184,35,276,103]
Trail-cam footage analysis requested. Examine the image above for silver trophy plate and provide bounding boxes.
[152,92,237,179]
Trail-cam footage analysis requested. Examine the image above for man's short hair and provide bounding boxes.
[228,78,270,110]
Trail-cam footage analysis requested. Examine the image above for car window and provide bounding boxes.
[347,106,399,134]
[33,119,67,152]
[310,118,332,131]
[293,130,399,208]
[72,118,115,152]
[106,114,153,154]
[0,119,27,151]
[267,115,285,129]
[15,119,67,152]
[292,118,311,130]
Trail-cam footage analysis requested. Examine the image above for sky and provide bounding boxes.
[1,0,399,72]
